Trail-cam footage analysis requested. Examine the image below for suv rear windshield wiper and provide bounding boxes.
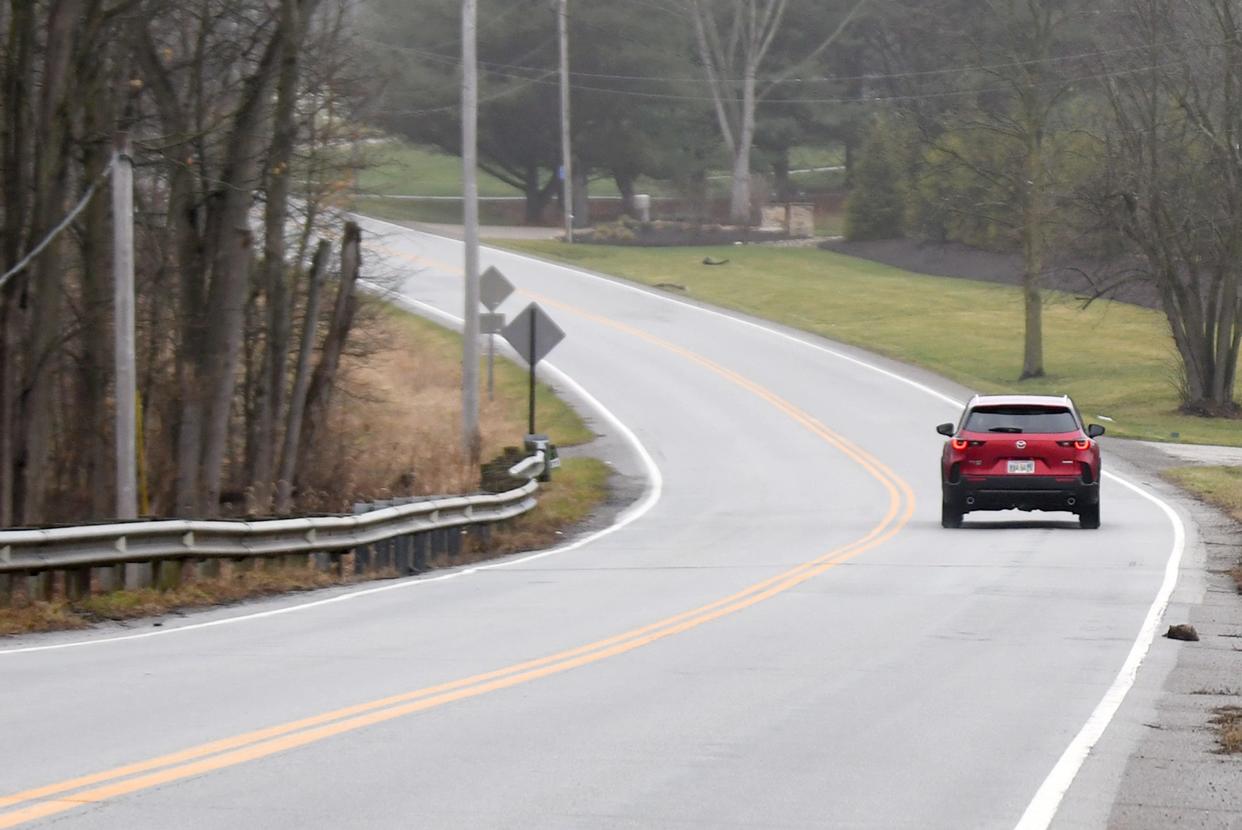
[987,426,1024,433]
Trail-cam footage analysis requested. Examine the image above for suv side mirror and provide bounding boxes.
[1087,424,1106,438]
[936,423,955,436]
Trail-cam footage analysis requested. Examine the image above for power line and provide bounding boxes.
[388,70,557,116]
[362,33,1201,88]
[381,54,1192,108]
[0,164,113,292]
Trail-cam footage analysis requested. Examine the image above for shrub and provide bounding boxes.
[845,120,907,241]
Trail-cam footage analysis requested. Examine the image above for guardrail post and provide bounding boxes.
[156,560,181,590]
[413,532,428,572]
[28,570,51,602]
[392,536,409,575]
[0,573,11,607]
[66,567,91,601]
[358,544,373,575]
[125,560,152,590]
[448,528,462,559]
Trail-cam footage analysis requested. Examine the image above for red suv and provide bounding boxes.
[937,395,1104,529]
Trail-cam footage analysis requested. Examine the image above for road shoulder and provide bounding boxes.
[1055,439,1242,828]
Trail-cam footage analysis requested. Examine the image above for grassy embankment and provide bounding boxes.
[1163,467,1242,594]
[1,304,607,636]
[1164,465,1242,753]
[502,241,1242,447]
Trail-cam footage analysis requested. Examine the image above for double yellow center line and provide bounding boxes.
[0,248,915,828]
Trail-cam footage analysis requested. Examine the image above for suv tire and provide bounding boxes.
[1079,504,1101,530]
[941,502,964,529]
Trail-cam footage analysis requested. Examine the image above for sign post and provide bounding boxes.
[501,302,565,435]
[479,266,514,401]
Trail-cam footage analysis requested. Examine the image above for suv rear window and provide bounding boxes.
[964,405,1078,434]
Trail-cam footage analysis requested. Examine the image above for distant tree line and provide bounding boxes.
[358,0,871,227]
[367,0,1239,415]
[0,0,369,524]
[843,0,1242,413]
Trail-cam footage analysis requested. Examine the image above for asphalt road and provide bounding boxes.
[0,219,1189,829]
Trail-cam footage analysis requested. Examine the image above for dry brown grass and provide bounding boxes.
[1212,706,1242,753]
[484,457,611,555]
[2,306,611,638]
[0,565,371,637]
[296,302,593,512]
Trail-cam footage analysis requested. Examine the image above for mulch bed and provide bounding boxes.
[821,238,1161,310]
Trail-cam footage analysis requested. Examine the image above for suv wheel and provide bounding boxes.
[941,502,964,529]
[1079,504,1101,530]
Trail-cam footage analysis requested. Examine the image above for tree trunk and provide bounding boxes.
[22,0,81,524]
[0,0,36,526]
[295,223,360,495]
[571,163,589,229]
[275,238,330,514]
[1019,126,1045,380]
[252,0,305,512]
[195,28,285,516]
[772,149,791,203]
[523,164,548,225]
[615,170,637,218]
[728,70,757,226]
[78,124,113,518]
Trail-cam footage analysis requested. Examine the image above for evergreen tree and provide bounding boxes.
[845,122,905,241]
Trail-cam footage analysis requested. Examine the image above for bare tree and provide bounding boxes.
[1090,0,1242,414]
[687,0,868,225]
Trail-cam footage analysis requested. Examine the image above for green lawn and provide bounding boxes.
[354,196,529,228]
[500,241,1242,447]
[353,140,844,201]
[355,142,521,198]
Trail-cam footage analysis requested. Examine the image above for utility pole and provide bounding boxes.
[112,131,137,521]
[559,0,573,243]
[461,0,482,463]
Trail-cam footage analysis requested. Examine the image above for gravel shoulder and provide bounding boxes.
[1055,438,1242,829]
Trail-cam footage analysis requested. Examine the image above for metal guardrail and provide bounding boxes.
[0,452,546,598]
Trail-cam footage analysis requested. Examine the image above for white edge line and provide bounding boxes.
[0,292,663,658]
[451,227,1187,830]
[1013,473,1185,830]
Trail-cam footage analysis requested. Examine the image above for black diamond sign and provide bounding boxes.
[480,266,515,311]
[502,303,564,367]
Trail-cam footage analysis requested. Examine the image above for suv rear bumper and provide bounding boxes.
[943,476,1099,513]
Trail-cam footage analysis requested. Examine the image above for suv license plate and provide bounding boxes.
[1008,460,1035,475]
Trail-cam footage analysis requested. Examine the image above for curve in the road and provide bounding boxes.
[0,221,1190,830]
[0,289,915,829]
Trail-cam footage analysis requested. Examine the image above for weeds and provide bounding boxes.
[0,566,360,637]
[1211,706,1242,753]
[2,307,610,638]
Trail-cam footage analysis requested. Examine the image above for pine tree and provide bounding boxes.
[845,122,906,241]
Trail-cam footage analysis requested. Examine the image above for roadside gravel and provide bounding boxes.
[1057,438,1242,828]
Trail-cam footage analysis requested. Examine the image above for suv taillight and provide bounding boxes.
[951,439,968,450]
[1057,439,1092,450]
